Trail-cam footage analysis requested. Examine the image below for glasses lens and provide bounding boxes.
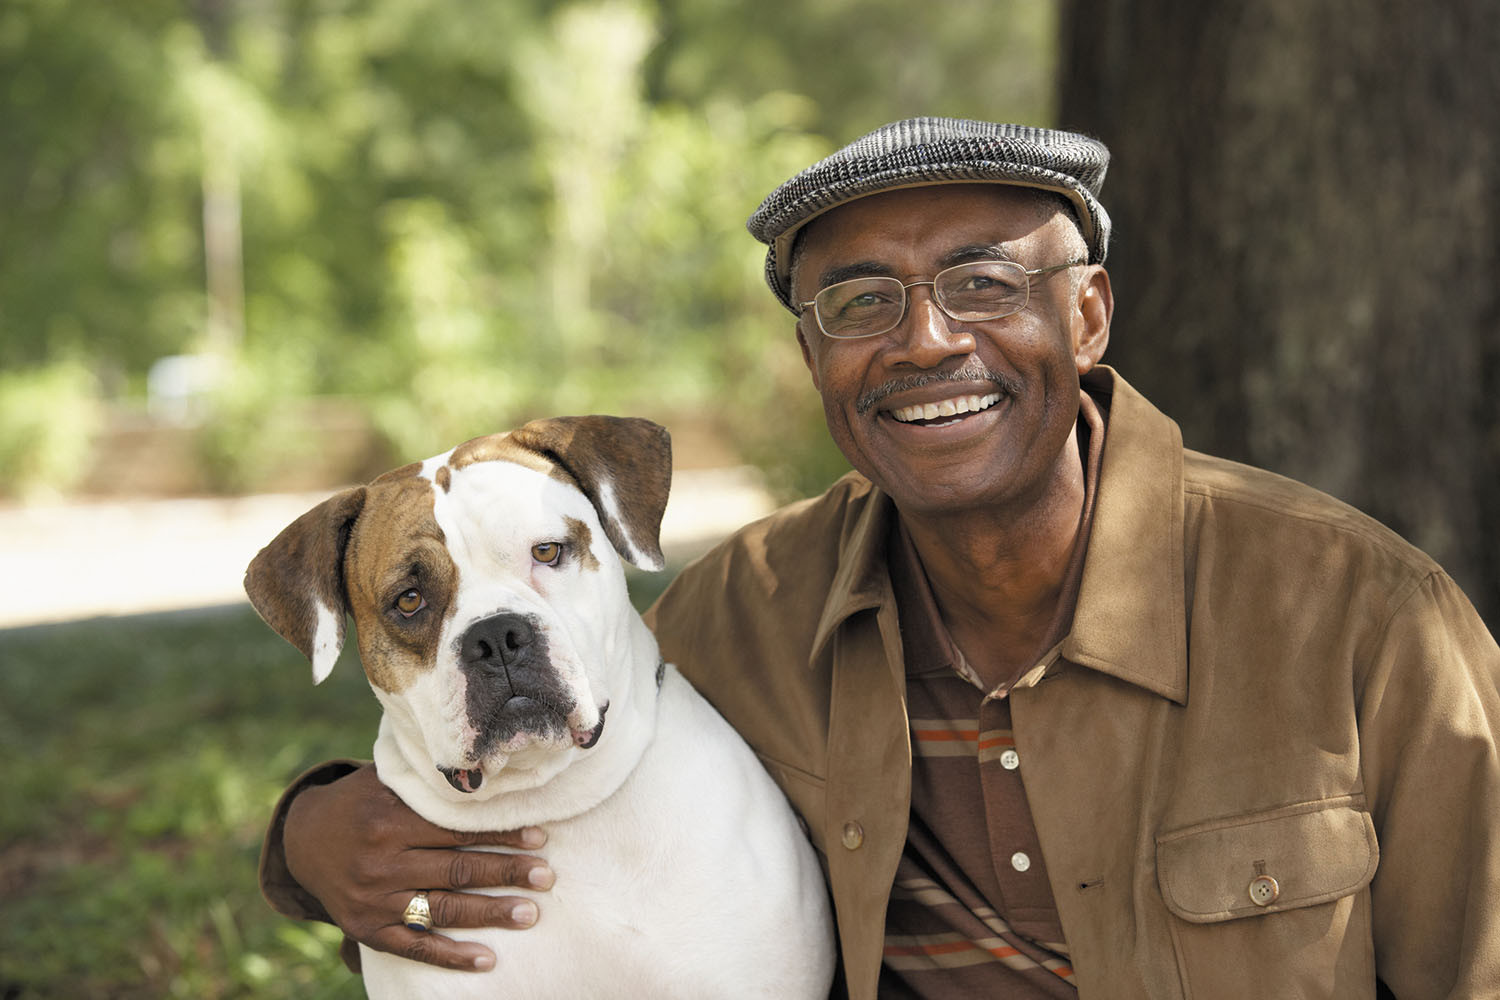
[935,261,1029,321]
[814,277,905,338]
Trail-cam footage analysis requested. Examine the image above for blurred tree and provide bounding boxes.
[0,0,202,378]
[1058,0,1500,625]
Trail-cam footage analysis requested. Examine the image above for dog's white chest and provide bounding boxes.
[361,673,835,1000]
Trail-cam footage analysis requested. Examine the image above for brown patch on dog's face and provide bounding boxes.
[563,516,601,571]
[434,465,451,492]
[449,433,557,478]
[372,461,423,485]
[504,417,672,571]
[342,475,458,693]
[447,428,615,504]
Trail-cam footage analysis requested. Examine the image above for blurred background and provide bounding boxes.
[1,0,1495,996]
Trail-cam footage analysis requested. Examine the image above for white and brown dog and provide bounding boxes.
[244,416,834,1000]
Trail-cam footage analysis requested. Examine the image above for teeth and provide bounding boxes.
[890,392,1001,424]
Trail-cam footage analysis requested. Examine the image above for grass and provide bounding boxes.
[0,570,672,1000]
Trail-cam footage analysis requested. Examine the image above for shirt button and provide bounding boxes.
[841,821,864,850]
[1248,874,1280,907]
[1010,851,1032,872]
[998,749,1020,770]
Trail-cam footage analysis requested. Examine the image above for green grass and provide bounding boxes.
[0,607,374,999]
[0,570,672,999]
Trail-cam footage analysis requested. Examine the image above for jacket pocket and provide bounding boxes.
[1156,795,1378,921]
[1154,795,1379,998]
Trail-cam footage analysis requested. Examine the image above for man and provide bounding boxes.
[262,119,1500,997]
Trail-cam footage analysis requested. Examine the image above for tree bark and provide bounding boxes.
[1058,0,1500,627]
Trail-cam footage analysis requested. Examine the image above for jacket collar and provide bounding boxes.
[1062,367,1188,704]
[809,477,896,666]
[807,366,1189,705]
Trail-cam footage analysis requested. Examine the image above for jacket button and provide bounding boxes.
[998,749,1020,770]
[841,822,864,850]
[1248,874,1280,907]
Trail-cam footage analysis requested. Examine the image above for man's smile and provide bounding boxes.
[887,391,1002,425]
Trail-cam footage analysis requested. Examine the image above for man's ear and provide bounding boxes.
[244,487,367,684]
[1072,266,1113,374]
[508,416,672,572]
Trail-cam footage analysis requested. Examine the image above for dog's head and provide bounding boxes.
[245,415,671,798]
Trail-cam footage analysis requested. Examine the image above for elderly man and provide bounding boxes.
[262,119,1500,998]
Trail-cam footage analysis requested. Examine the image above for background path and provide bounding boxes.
[0,467,774,629]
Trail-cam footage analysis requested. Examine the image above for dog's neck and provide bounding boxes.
[372,616,666,831]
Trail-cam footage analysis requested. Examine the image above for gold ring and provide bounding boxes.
[402,890,433,932]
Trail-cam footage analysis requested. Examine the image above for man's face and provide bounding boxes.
[791,184,1112,518]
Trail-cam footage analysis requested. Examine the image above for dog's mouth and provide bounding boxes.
[438,700,609,794]
[438,765,485,794]
[574,701,608,749]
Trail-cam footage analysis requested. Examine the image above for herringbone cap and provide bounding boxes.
[747,118,1112,311]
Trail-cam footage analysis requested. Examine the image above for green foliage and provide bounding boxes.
[646,0,1058,137]
[0,0,204,374]
[0,359,103,498]
[0,0,1058,499]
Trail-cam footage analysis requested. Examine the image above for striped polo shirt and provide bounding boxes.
[879,391,1105,998]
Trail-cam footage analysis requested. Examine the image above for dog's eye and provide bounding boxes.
[531,542,564,566]
[395,589,426,617]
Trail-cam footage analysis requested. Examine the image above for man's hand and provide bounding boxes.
[283,763,554,972]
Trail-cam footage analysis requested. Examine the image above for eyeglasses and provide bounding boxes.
[798,259,1087,340]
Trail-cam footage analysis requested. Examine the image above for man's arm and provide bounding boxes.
[260,761,556,973]
[1358,571,1500,997]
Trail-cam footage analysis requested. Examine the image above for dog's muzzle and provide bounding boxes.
[450,611,606,783]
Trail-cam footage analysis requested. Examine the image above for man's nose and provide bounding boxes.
[890,285,975,366]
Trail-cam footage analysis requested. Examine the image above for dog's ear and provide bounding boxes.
[244,487,367,684]
[509,416,672,572]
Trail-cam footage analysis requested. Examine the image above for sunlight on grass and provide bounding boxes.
[0,608,372,999]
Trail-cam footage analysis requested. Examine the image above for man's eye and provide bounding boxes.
[395,589,426,617]
[531,542,564,566]
[833,290,897,317]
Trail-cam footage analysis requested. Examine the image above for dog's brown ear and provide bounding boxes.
[508,416,672,572]
[244,487,367,684]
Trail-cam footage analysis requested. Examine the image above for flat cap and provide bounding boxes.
[747,117,1112,311]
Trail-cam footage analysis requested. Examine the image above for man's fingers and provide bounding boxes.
[365,926,498,973]
[448,825,548,851]
[424,890,541,930]
[359,891,543,973]
[420,848,555,893]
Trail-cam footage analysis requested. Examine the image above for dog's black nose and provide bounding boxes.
[461,613,536,669]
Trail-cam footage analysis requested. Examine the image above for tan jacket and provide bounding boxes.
[645,367,1500,1000]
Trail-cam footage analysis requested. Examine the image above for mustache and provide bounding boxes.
[855,358,1021,415]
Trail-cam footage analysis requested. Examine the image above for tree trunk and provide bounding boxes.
[1058,0,1500,628]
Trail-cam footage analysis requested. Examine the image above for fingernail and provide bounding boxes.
[473,953,495,971]
[528,865,555,889]
[520,826,546,848]
[512,900,538,926]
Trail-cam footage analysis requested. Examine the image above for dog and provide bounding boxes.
[244,415,835,999]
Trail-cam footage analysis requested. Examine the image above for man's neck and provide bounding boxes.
[897,427,1088,691]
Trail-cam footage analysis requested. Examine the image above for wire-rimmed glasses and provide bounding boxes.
[798,259,1086,339]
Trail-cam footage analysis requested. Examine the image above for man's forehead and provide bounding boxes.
[794,184,1063,287]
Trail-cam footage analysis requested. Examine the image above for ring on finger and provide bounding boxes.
[402,890,434,932]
